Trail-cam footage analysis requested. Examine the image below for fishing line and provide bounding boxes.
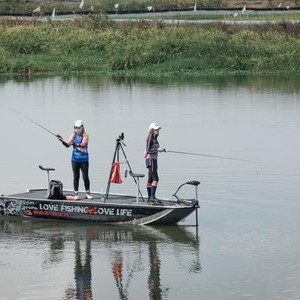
[165,150,255,163]
[11,108,60,138]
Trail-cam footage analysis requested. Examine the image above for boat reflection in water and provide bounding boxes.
[111,240,166,299]
[110,226,201,300]
[0,218,201,299]
[75,236,93,300]
[147,241,164,299]
[64,235,93,299]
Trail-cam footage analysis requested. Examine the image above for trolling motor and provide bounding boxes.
[173,180,200,226]
[172,180,200,205]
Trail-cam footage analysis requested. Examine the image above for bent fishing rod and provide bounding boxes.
[165,149,254,163]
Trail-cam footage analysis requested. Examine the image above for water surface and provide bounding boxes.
[0,75,299,299]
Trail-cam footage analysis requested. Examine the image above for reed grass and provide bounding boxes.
[1,16,300,75]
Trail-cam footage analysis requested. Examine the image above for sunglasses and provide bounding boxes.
[74,126,82,129]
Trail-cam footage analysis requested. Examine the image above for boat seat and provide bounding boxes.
[39,165,56,197]
[128,171,144,203]
[39,165,55,172]
[129,171,145,178]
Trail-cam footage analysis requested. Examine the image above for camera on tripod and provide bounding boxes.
[116,133,124,142]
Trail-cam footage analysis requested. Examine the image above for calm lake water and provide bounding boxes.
[0,75,300,300]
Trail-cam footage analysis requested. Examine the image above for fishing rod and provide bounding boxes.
[165,150,254,163]
[25,116,60,138]
[11,108,60,138]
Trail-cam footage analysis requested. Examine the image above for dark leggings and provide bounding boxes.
[72,161,90,191]
[147,161,159,183]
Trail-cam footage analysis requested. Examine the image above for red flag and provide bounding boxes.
[110,161,122,184]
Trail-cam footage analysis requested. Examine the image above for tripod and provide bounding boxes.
[104,133,145,202]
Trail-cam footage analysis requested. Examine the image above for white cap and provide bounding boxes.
[74,120,84,127]
[148,122,161,131]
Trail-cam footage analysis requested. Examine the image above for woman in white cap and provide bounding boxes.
[57,120,92,200]
[145,122,165,202]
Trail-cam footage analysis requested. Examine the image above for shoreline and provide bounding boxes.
[1,17,300,76]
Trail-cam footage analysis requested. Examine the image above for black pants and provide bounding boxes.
[72,161,90,191]
[147,159,159,183]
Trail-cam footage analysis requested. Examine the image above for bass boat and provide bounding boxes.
[0,134,200,226]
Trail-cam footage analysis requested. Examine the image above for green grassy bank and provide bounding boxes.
[1,16,300,76]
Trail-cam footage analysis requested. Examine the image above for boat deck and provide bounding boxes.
[4,188,177,207]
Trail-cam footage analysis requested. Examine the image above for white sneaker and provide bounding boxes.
[74,192,79,200]
[85,193,93,200]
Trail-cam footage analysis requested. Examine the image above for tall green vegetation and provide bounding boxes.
[0,16,300,75]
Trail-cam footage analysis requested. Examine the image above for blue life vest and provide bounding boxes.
[72,133,89,162]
